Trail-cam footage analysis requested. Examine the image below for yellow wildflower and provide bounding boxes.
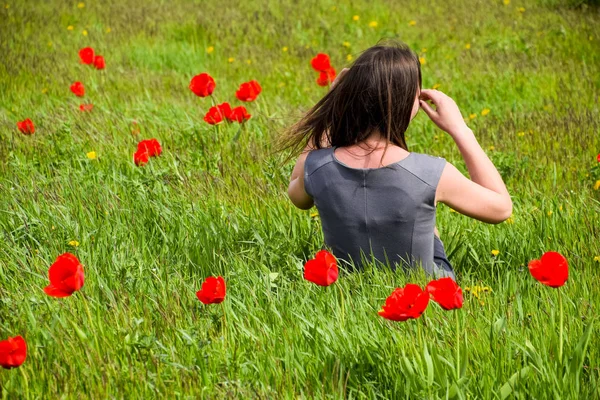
[353,15,360,21]
[419,57,426,65]
[480,301,485,306]
[421,48,427,53]
[517,131,525,137]
[449,208,457,213]
[491,249,500,256]
[559,205,563,211]
[42,88,48,94]
[105,27,111,33]
[228,57,234,63]
[432,83,441,89]
[518,7,525,12]
[67,25,74,31]
[246,59,252,65]
[489,145,495,151]
[506,214,514,224]
[82,29,88,36]
[278,82,285,88]
[594,256,600,262]
[48,41,53,47]
[68,240,80,247]
[503,0,510,4]
[409,20,417,26]
[310,211,319,219]
[282,46,288,52]
[465,43,471,50]
[77,2,85,8]
[369,21,378,28]
[547,210,553,216]
[206,46,214,54]
[346,54,353,61]
[593,180,600,190]
[481,108,490,116]
[86,151,97,160]
[343,41,351,48]
[469,113,477,120]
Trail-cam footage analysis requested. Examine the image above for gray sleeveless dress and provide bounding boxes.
[304,146,455,279]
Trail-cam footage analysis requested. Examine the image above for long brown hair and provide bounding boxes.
[275,39,422,165]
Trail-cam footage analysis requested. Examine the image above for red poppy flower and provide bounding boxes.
[79,47,95,65]
[235,80,262,102]
[70,81,85,97]
[597,153,600,163]
[303,250,338,286]
[0,336,27,369]
[204,102,232,125]
[44,253,85,298]
[189,73,216,97]
[227,106,251,123]
[316,68,337,87]
[17,118,35,135]
[94,55,105,70]
[196,276,226,304]
[311,53,332,72]
[378,284,430,321]
[425,277,463,310]
[137,139,162,157]
[79,104,93,111]
[134,150,149,166]
[528,251,568,288]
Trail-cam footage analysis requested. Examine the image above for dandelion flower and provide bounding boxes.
[518,7,525,12]
[432,83,441,89]
[246,59,252,65]
[481,108,490,116]
[594,180,600,190]
[503,0,510,4]
[346,54,353,61]
[68,240,80,247]
[465,43,471,49]
[419,57,426,65]
[105,27,111,33]
[282,46,288,52]
[86,151,97,160]
[469,113,477,120]
[342,41,351,48]
[67,25,74,31]
[228,57,234,63]
[517,131,525,137]
[409,20,417,26]
[594,256,600,262]
[206,46,214,54]
[506,214,514,224]
[42,88,48,94]
[77,2,84,8]
[489,145,495,151]
[352,15,360,21]
[369,21,378,28]
[491,250,500,256]
[547,210,553,216]
[310,211,319,219]
[82,30,88,36]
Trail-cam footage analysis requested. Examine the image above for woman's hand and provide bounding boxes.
[419,89,470,138]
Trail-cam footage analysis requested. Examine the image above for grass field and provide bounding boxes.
[1,0,600,398]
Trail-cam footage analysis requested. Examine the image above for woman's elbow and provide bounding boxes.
[491,198,513,224]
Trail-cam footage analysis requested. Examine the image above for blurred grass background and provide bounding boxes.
[1,0,600,398]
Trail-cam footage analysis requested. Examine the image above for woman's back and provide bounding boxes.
[304,146,452,276]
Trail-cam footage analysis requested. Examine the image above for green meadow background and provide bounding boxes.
[1,0,600,398]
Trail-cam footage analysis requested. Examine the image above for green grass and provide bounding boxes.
[1,0,600,398]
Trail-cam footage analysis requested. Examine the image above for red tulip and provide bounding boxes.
[17,118,35,135]
[79,47,95,65]
[378,284,429,321]
[227,106,251,123]
[425,277,463,310]
[235,80,262,102]
[528,251,568,288]
[196,276,226,304]
[137,139,162,157]
[0,336,27,369]
[190,73,216,97]
[70,81,85,97]
[94,55,105,70]
[303,250,338,286]
[134,150,149,166]
[316,68,336,87]
[79,104,93,111]
[44,253,85,297]
[311,53,332,72]
[204,102,232,125]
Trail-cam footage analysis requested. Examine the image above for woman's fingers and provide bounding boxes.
[419,99,437,119]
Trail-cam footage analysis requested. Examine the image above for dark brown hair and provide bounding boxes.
[275,39,422,164]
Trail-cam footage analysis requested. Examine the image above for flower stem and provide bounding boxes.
[558,289,563,364]
[221,302,228,351]
[456,310,460,380]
